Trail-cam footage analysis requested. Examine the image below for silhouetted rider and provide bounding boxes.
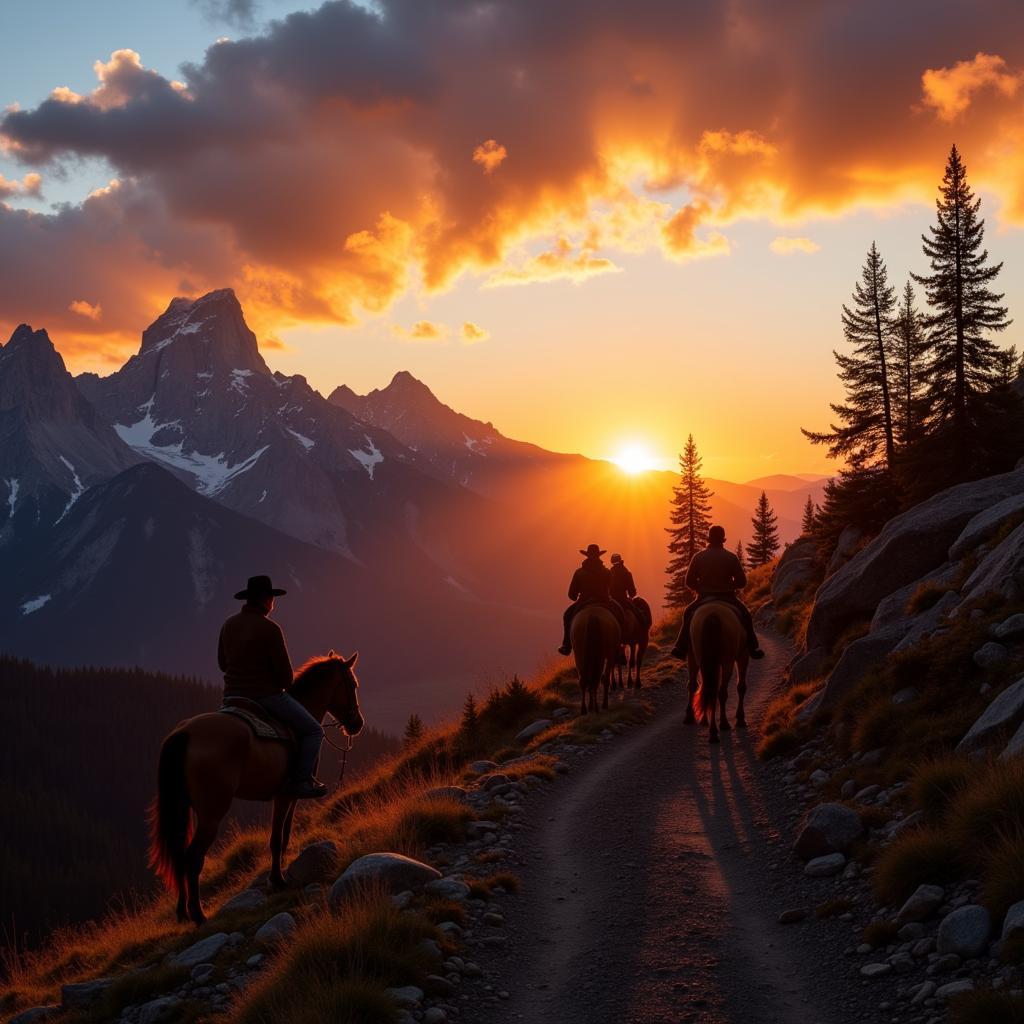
[218,575,328,799]
[669,526,765,660]
[609,553,637,608]
[558,544,627,658]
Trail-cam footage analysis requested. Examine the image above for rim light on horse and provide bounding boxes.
[148,650,363,925]
[684,602,749,743]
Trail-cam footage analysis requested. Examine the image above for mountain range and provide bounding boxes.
[0,290,827,729]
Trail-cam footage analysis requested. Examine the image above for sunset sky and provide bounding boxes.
[4,0,1024,478]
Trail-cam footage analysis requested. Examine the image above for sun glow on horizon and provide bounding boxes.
[610,442,665,475]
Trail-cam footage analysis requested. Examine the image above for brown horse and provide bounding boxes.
[685,602,748,743]
[571,604,621,714]
[613,600,651,691]
[148,651,364,924]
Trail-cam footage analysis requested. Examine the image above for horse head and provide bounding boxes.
[325,648,364,736]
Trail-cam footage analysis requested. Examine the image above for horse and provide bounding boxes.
[613,599,652,691]
[571,603,621,714]
[148,651,364,925]
[684,602,748,743]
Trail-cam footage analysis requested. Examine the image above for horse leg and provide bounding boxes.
[684,653,697,725]
[579,680,587,716]
[270,796,291,890]
[707,674,720,744]
[634,640,646,690]
[184,815,220,924]
[736,655,749,728]
[719,664,732,732]
[602,660,610,711]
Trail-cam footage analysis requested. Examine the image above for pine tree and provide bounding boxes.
[802,242,898,469]
[403,713,423,749]
[734,540,746,570]
[891,281,930,445]
[994,345,1021,387]
[912,145,1011,437]
[664,434,713,606]
[748,490,780,567]
[460,693,479,743]
[801,494,816,534]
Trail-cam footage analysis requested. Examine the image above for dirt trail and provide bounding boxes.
[462,635,872,1024]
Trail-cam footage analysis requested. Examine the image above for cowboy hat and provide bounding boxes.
[234,574,287,600]
[579,543,606,557]
[610,553,623,564]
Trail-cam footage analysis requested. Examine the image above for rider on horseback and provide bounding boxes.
[558,544,628,658]
[669,526,765,661]
[609,553,637,609]
[218,575,328,799]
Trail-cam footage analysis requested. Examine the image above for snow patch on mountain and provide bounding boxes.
[115,397,270,495]
[21,594,51,615]
[287,428,316,451]
[463,434,493,456]
[54,456,84,524]
[349,436,384,479]
[5,478,18,518]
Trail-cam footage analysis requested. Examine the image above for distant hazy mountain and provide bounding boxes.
[744,473,830,492]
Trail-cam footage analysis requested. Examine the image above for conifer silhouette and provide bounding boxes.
[801,494,817,534]
[891,281,930,445]
[403,713,424,749]
[748,490,780,567]
[665,435,713,606]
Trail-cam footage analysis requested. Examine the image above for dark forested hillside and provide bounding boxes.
[0,656,399,948]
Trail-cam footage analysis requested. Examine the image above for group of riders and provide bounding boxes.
[216,525,763,801]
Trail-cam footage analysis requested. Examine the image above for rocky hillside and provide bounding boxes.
[757,457,1024,1022]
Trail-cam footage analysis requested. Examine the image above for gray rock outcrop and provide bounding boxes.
[329,852,441,908]
[956,677,1024,756]
[794,803,864,860]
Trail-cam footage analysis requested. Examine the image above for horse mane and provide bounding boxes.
[289,654,342,698]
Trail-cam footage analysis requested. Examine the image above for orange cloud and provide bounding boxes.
[487,236,620,286]
[0,171,42,199]
[770,236,821,255]
[472,139,507,174]
[460,321,490,344]
[68,299,102,320]
[661,202,730,261]
[392,320,447,342]
[921,52,1023,121]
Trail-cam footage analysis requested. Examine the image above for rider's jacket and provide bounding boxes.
[218,604,294,700]
[609,563,637,604]
[685,545,747,596]
[568,557,612,603]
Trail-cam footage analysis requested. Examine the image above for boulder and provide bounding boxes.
[481,773,513,791]
[218,888,267,915]
[286,840,339,887]
[60,979,114,1009]
[1001,899,1024,940]
[788,646,832,686]
[1001,720,1024,760]
[825,525,864,578]
[955,677,1024,756]
[935,979,975,999]
[974,642,1009,670]
[993,613,1024,640]
[139,997,182,1024]
[936,905,991,958]
[803,853,846,877]
[171,932,230,968]
[329,853,440,908]
[806,468,1024,651]
[514,720,553,743]
[255,912,297,947]
[949,491,1024,560]
[814,628,903,711]
[793,803,864,860]
[892,592,960,652]
[959,521,1024,606]
[896,884,945,924]
[424,877,472,900]
[385,986,424,1009]
[772,538,819,603]
[869,562,959,634]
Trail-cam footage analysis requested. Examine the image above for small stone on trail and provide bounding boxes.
[171,933,230,968]
[896,884,945,924]
[804,852,846,877]
[777,908,807,924]
[860,963,891,978]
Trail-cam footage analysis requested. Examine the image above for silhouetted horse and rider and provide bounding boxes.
[150,575,363,924]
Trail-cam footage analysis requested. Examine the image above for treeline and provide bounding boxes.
[803,145,1023,551]
[663,434,781,604]
[0,656,398,949]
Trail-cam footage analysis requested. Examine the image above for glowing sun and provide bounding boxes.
[611,442,661,475]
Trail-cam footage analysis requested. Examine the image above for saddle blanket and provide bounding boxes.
[218,705,290,743]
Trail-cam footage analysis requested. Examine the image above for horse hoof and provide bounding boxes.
[269,874,288,892]
[189,909,206,926]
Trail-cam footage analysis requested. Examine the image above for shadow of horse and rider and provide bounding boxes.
[150,525,762,924]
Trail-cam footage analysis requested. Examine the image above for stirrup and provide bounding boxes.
[288,777,328,799]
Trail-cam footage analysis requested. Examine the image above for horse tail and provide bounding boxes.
[584,611,603,689]
[697,612,722,723]
[147,729,193,892]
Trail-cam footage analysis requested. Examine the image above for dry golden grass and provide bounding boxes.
[909,757,975,824]
[873,827,965,905]
[228,890,438,1024]
[981,831,1024,921]
[467,872,520,899]
[756,680,820,760]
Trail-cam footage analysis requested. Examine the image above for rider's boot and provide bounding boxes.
[288,776,328,799]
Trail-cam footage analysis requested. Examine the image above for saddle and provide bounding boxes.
[219,697,294,745]
[628,597,653,630]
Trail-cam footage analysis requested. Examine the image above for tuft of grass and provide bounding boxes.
[228,892,437,1024]
[947,761,1024,868]
[905,580,948,615]
[910,757,975,824]
[474,850,504,865]
[756,681,819,760]
[949,991,1024,1024]
[415,897,466,928]
[861,919,899,948]
[873,827,964,905]
[84,964,190,1023]
[467,872,520,899]
[980,831,1024,921]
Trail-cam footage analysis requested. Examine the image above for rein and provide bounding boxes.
[322,714,354,790]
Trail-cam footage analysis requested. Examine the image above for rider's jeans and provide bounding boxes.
[257,692,325,780]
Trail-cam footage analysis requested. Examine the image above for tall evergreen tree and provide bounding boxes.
[802,242,898,470]
[891,281,930,445]
[994,345,1021,387]
[748,490,780,567]
[911,145,1011,436]
[801,494,816,534]
[735,540,746,570]
[665,434,713,606]
[403,713,423,749]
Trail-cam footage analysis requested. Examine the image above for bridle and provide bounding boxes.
[323,662,360,790]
